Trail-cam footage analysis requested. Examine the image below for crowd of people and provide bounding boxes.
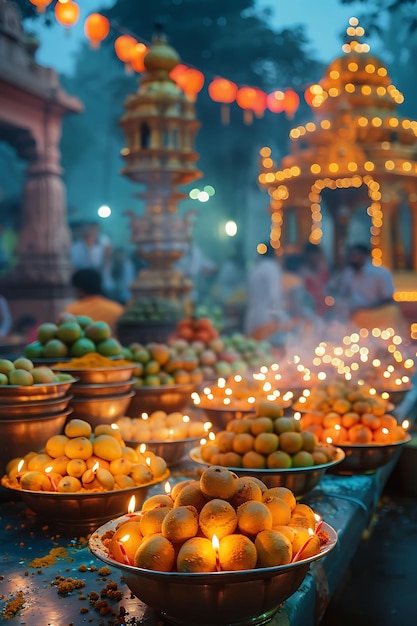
[0,215,407,351]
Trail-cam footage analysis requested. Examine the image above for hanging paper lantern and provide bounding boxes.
[283,89,300,119]
[29,0,53,13]
[54,1,80,29]
[267,90,285,113]
[181,68,205,100]
[208,78,238,124]
[114,35,137,73]
[84,13,110,49]
[170,64,189,85]
[131,43,148,73]
[236,86,266,124]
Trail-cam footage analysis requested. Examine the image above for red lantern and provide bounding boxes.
[84,13,110,49]
[283,89,300,119]
[181,68,205,101]
[131,43,148,73]
[114,35,137,73]
[29,0,52,14]
[170,64,189,86]
[54,1,80,29]
[236,86,266,124]
[208,78,238,124]
[267,90,285,113]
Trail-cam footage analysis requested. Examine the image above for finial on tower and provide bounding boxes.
[342,17,370,54]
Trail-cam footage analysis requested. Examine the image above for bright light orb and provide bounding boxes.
[98,205,111,218]
[225,220,238,237]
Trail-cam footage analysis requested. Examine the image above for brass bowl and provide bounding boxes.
[89,517,337,626]
[126,384,195,417]
[189,446,346,498]
[52,364,135,384]
[69,391,135,427]
[125,437,202,467]
[329,433,412,474]
[0,379,76,403]
[1,470,170,536]
[0,408,72,471]
[198,406,256,431]
[0,394,73,418]
[70,379,136,398]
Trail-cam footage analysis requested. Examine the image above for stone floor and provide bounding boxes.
[321,465,417,626]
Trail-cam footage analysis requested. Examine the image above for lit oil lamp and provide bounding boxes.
[212,534,220,571]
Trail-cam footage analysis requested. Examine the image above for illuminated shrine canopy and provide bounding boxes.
[259,18,417,277]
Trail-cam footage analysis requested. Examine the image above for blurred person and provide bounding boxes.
[175,241,217,304]
[336,243,406,333]
[70,222,112,286]
[0,294,12,338]
[105,247,137,304]
[301,241,330,316]
[63,268,125,333]
[244,243,289,349]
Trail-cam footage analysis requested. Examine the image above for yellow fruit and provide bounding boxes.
[219,534,257,571]
[44,435,70,459]
[242,450,267,469]
[134,535,175,571]
[64,419,92,439]
[109,458,133,476]
[250,417,274,435]
[215,431,235,453]
[130,464,153,485]
[227,419,252,434]
[255,529,292,567]
[66,458,87,478]
[173,482,207,512]
[56,476,82,492]
[140,507,171,536]
[111,521,143,564]
[64,436,93,461]
[255,401,284,420]
[161,505,199,543]
[262,494,291,526]
[264,486,296,512]
[200,466,237,500]
[28,453,53,471]
[20,471,50,491]
[93,435,122,461]
[279,431,303,454]
[142,494,174,512]
[236,500,272,536]
[229,477,263,508]
[199,498,237,539]
[232,433,255,455]
[94,423,124,443]
[254,432,279,455]
[177,537,216,573]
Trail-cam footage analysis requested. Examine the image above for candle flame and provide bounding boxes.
[17,459,24,472]
[314,513,321,523]
[164,481,171,495]
[139,443,147,454]
[294,412,301,420]
[127,495,136,514]
[182,415,190,423]
[334,424,341,431]
[169,429,175,439]
[120,533,130,543]
[212,534,220,551]
[145,457,151,466]
[402,419,409,430]
[111,423,119,430]
[209,431,216,441]
[203,421,212,431]
[382,428,389,435]
[44,466,53,474]
[92,461,99,473]
[200,438,207,446]
[141,412,148,420]
[326,437,333,444]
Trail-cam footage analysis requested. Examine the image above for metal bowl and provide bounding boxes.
[69,390,135,427]
[1,470,170,536]
[126,384,195,417]
[0,379,76,403]
[89,517,337,626]
[0,408,72,471]
[198,407,256,431]
[125,437,202,467]
[329,433,412,474]
[52,364,135,384]
[373,386,412,407]
[0,394,73,418]
[189,446,346,498]
[70,379,136,398]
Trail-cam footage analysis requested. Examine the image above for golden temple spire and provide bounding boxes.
[342,17,370,54]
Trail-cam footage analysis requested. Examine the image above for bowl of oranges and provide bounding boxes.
[89,466,337,626]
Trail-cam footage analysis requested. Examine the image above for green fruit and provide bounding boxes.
[70,338,96,357]
[9,369,34,386]
[266,450,292,469]
[31,367,57,384]
[0,372,9,385]
[0,359,15,375]
[96,338,123,357]
[37,322,58,344]
[75,315,94,329]
[13,357,34,372]
[291,450,315,468]
[144,360,160,376]
[85,321,112,343]
[43,339,69,358]
[144,375,161,387]
[24,341,44,359]
[56,373,75,382]
[56,322,82,344]
[122,347,134,360]
[132,349,150,364]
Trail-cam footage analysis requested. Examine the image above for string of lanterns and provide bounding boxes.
[28,0,311,122]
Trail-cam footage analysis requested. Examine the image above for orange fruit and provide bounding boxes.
[254,432,279,455]
[250,417,274,436]
[199,498,237,539]
[348,424,373,444]
[255,529,292,567]
[236,501,272,536]
[279,431,303,454]
[200,466,237,500]
[232,433,255,455]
